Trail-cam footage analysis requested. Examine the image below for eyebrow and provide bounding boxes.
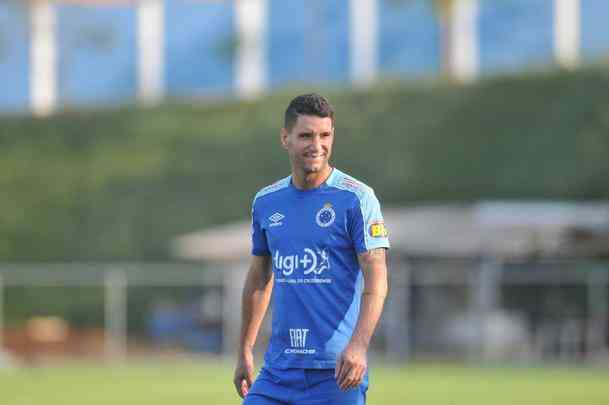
[298,130,332,135]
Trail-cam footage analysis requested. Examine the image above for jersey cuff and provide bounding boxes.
[356,242,390,254]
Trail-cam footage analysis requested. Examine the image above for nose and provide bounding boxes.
[311,134,322,150]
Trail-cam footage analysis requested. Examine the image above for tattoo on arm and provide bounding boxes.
[358,248,386,266]
[357,248,388,297]
[366,248,386,258]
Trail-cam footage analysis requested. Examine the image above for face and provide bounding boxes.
[281,115,334,175]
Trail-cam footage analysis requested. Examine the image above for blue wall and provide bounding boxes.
[0,4,29,113]
[0,0,608,113]
[56,4,137,107]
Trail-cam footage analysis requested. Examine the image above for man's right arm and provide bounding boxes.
[233,254,273,398]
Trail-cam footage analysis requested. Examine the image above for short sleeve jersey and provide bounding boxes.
[251,168,390,369]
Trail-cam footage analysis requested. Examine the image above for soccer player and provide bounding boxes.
[233,94,389,404]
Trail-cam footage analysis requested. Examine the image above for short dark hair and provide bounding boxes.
[284,93,335,131]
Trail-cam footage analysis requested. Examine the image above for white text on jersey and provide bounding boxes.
[273,248,330,276]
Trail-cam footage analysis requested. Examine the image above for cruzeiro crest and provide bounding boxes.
[315,203,336,228]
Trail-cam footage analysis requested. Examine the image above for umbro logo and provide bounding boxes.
[269,212,285,227]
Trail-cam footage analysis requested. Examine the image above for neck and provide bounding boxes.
[292,165,333,190]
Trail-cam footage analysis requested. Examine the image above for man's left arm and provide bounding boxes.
[335,247,388,391]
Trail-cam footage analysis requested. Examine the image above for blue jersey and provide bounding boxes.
[251,168,390,369]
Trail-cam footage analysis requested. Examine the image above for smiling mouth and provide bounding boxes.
[304,154,325,159]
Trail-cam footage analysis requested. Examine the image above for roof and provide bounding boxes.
[171,201,609,263]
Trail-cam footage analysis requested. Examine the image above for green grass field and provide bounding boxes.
[1,361,609,404]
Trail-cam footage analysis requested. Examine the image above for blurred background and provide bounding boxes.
[1,0,609,404]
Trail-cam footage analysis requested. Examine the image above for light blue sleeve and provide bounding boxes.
[350,189,390,254]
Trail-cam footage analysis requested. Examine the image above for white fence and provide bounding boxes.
[391,257,609,363]
[0,263,227,360]
[1,259,608,364]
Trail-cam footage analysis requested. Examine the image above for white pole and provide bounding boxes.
[137,0,165,106]
[235,0,267,99]
[554,0,580,69]
[30,0,57,117]
[349,0,377,87]
[105,270,127,361]
[448,0,479,83]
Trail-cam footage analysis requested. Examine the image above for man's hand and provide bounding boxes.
[233,350,255,398]
[234,255,272,398]
[335,342,367,391]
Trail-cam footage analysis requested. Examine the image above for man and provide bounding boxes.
[233,94,389,404]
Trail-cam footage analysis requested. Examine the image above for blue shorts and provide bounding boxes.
[243,366,368,405]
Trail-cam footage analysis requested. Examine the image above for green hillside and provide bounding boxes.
[1,67,609,261]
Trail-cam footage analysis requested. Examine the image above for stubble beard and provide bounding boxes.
[290,149,331,179]
[302,156,327,175]
[304,163,333,184]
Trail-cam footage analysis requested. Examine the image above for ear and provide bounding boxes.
[280,128,289,150]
